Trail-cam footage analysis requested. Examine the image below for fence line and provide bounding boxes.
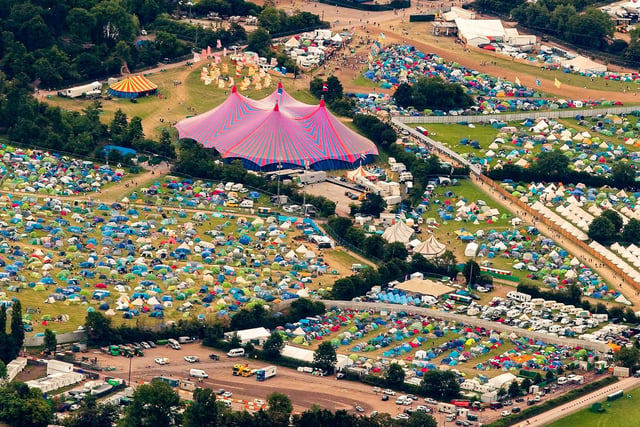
[320,300,612,353]
[24,330,86,347]
[395,105,640,124]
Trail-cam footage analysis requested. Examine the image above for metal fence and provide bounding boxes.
[25,330,86,347]
[320,300,612,353]
[395,105,640,124]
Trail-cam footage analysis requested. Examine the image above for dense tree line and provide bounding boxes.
[112,381,436,427]
[258,7,326,36]
[191,0,261,18]
[392,78,474,112]
[173,139,336,216]
[153,14,247,49]
[488,151,638,191]
[0,0,187,87]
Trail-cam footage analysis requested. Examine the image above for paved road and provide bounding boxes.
[523,376,640,427]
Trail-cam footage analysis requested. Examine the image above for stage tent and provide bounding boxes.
[413,236,446,258]
[175,83,378,171]
[382,221,414,244]
[108,75,158,98]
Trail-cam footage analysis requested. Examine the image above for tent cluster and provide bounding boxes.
[0,145,125,195]
[175,83,378,171]
[469,115,637,172]
[129,177,260,209]
[454,224,616,301]
[293,309,584,383]
[0,190,345,331]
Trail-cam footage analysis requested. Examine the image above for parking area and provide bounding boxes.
[302,181,362,216]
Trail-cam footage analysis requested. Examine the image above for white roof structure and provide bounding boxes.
[455,18,506,46]
[487,373,517,390]
[561,56,607,73]
[442,6,476,21]
[382,221,414,244]
[224,327,271,345]
[285,37,299,48]
[413,236,446,258]
[282,344,352,369]
[346,165,375,182]
[395,278,453,297]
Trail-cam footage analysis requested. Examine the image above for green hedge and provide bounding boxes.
[485,376,618,427]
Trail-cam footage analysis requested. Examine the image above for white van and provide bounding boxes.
[227,348,245,357]
[557,376,568,385]
[189,368,208,378]
[395,395,407,405]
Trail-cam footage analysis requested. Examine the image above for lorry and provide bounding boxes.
[108,345,120,356]
[256,365,277,381]
[153,376,180,387]
[233,364,254,377]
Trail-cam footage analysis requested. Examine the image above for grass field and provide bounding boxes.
[547,386,640,427]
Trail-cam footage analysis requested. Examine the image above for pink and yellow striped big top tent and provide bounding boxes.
[174,83,378,171]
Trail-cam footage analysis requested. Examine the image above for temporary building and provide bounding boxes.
[561,56,607,73]
[108,75,158,99]
[381,221,414,244]
[175,83,378,170]
[413,236,446,258]
[455,18,506,46]
[346,165,375,182]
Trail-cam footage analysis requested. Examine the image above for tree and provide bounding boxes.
[0,305,12,363]
[10,300,24,358]
[43,329,57,354]
[363,235,385,259]
[262,331,284,360]
[127,116,144,145]
[588,216,617,243]
[601,209,623,233]
[508,381,521,398]
[123,380,181,427]
[406,411,437,427]
[331,278,355,300]
[324,75,343,104]
[409,77,473,111]
[611,161,637,188]
[109,109,128,146]
[227,332,241,349]
[623,219,640,243]
[385,363,405,388]
[463,260,481,286]
[313,341,337,374]
[358,192,386,218]
[392,83,413,109]
[247,28,272,58]
[266,392,293,423]
[616,346,639,370]
[65,395,119,427]
[531,151,569,178]
[420,370,460,400]
[521,378,532,394]
[85,311,113,346]
[183,388,222,427]
[0,361,6,381]
[497,387,507,400]
[0,382,53,427]
[383,242,409,262]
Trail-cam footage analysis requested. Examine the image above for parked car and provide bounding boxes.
[184,356,199,363]
[209,354,220,361]
[154,357,169,365]
[383,389,396,396]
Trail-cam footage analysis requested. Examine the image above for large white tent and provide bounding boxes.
[413,236,446,258]
[455,18,506,46]
[560,55,607,73]
[382,221,414,244]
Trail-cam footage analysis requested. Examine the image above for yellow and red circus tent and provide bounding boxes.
[108,75,158,99]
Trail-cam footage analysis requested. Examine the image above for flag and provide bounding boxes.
[216,39,221,49]
[322,83,328,92]
[277,85,283,95]
[379,32,386,40]
[281,67,287,76]
[515,76,521,86]
[535,78,541,87]
[554,78,561,88]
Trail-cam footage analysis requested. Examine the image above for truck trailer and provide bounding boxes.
[256,366,277,381]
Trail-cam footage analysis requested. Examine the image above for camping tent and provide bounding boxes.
[381,221,414,244]
[413,236,446,258]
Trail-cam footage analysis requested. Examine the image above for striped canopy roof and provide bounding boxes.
[108,75,158,95]
[175,83,378,170]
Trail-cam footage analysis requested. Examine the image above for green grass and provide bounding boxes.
[350,73,379,89]
[547,386,640,427]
